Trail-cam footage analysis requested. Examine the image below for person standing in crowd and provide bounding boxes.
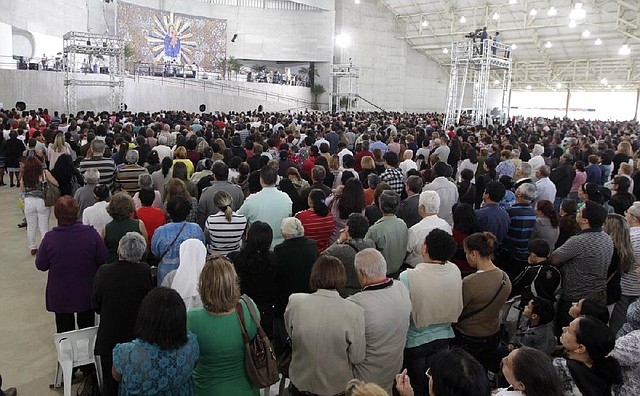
[228,221,277,336]
[454,232,512,369]
[103,192,148,263]
[550,153,576,210]
[422,162,458,225]
[295,189,335,253]
[379,151,405,196]
[21,156,58,255]
[405,191,452,267]
[151,195,205,285]
[399,229,463,396]
[327,177,366,243]
[348,248,411,394]
[501,183,537,278]
[79,140,116,190]
[113,287,199,395]
[92,232,153,396]
[498,347,564,396]
[161,238,208,310]
[475,181,510,251]
[238,165,292,248]
[323,213,375,296]
[82,184,113,234]
[187,256,260,396]
[397,175,423,228]
[50,153,83,197]
[366,190,409,277]
[556,199,581,248]
[197,162,245,227]
[115,150,148,195]
[534,165,556,204]
[204,190,247,256]
[532,199,560,249]
[550,200,613,333]
[151,156,173,198]
[285,256,365,396]
[74,168,100,218]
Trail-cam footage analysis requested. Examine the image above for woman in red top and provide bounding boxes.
[135,187,166,242]
[295,189,335,253]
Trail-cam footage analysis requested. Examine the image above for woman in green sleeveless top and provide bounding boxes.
[102,192,148,263]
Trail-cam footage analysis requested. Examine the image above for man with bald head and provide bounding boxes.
[348,248,411,394]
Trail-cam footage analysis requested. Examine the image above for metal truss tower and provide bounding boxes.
[445,39,512,127]
[330,58,360,111]
[63,31,125,114]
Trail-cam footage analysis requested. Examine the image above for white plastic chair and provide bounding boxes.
[52,326,102,396]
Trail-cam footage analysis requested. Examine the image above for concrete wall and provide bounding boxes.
[0,69,301,113]
[333,0,449,112]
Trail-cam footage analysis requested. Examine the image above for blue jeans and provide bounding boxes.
[403,338,450,396]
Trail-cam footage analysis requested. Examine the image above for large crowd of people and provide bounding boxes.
[1,106,640,396]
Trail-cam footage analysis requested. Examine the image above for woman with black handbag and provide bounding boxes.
[21,156,58,255]
[453,232,512,369]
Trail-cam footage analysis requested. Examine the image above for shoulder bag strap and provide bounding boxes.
[459,272,507,322]
[236,301,250,344]
[158,221,187,261]
[240,294,268,339]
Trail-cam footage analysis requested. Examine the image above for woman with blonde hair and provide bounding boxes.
[359,156,376,188]
[47,132,72,169]
[172,146,194,179]
[163,178,198,223]
[613,141,633,176]
[187,256,261,396]
[345,379,388,396]
[205,190,247,257]
[604,213,635,321]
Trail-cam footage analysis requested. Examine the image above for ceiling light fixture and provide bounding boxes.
[494,79,500,85]
[619,44,631,55]
[556,82,562,88]
[615,84,622,90]
[460,16,466,23]
[354,0,360,4]
[545,41,552,48]
[547,7,557,16]
[509,0,517,4]
[336,33,351,48]
[582,30,590,38]
[570,3,586,20]
[511,43,517,50]
[421,19,428,27]
[443,48,449,54]
[493,12,500,20]
[530,8,537,16]
[600,78,608,85]
[568,20,577,28]
[526,85,532,90]
[594,38,602,45]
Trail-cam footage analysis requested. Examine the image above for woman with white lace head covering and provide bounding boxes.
[162,238,207,310]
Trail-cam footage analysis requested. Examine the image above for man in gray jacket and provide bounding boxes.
[348,248,412,393]
[196,162,244,228]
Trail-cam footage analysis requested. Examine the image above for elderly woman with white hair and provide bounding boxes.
[74,167,101,219]
[273,217,319,359]
[132,173,163,209]
[528,144,546,176]
[405,190,452,267]
[92,232,153,396]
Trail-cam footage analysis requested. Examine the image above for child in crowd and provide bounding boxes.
[511,239,562,306]
[509,297,557,354]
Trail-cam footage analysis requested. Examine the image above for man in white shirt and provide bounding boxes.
[399,149,418,177]
[405,191,452,267]
[336,141,353,168]
[151,135,173,161]
[422,162,458,225]
[433,138,450,164]
[535,165,557,204]
[82,185,113,234]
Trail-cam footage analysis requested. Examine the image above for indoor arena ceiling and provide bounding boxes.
[382,0,640,91]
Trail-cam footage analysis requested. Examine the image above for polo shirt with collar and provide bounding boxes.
[366,215,409,275]
[406,215,452,267]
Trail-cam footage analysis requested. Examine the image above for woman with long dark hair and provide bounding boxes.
[314,155,334,190]
[457,148,479,183]
[151,156,173,198]
[608,176,635,215]
[554,316,622,395]
[228,221,277,336]
[603,213,635,316]
[327,177,366,243]
[532,200,560,249]
[451,203,478,274]
[279,178,306,214]
[498,347,564,396]
[556,199,580,248]
[295,189,335,253]
[50,153,83,196]
[474,157,497,209]
[21,156,58,255]
[113,287,199,395]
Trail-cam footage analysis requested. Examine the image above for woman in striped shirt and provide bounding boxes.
[295,189,335,253]
[204,190,247,257]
